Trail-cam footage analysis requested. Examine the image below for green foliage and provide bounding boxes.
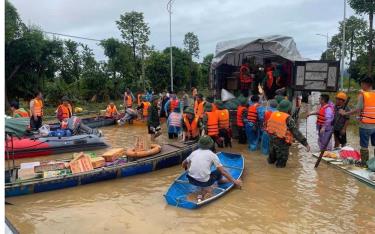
[199,54,213,88]
[348,0,375,15]
[183,32,200,59]
[5,0,24,45]
[116,11,150,61]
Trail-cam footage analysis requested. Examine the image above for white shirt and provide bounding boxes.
[186,149,222,182]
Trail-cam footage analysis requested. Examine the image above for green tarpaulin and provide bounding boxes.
[5,118,29,137]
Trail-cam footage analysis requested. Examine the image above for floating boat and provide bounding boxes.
[312,152,375,188]
[5,141,198,197]
[5,134,108,159]
[5,217,18,234]
[164,152,244,209]
[49,116,117,129]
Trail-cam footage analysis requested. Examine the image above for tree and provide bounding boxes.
[200,54,213,88]
[348,0,375,77]
[327,16,368,60]
[5,0,24,45]
[183,32,200,89]
[116,11,150,63]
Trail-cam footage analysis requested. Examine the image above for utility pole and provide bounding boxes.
[340,0,347,90]
[167,0,175,92]
[348,30,354,91]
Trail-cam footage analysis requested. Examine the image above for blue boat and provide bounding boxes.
[164,152,244,209]
[5,142,198,197]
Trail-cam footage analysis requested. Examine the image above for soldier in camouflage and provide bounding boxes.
[267,100,310,168]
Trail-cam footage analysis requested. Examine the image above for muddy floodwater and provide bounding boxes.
[5,104,375,233]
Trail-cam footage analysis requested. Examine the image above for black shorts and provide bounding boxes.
[187,169,222,187]
[333,130,347,146]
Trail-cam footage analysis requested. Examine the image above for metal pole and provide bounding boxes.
[340,0,347,90]
[326,33,329,60]
[167,0,174,92]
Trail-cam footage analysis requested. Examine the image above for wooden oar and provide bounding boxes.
[315,97,351,168]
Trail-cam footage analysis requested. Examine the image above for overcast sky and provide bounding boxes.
[10,0,358,62]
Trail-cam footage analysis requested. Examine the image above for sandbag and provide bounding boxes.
[367,157,375,172]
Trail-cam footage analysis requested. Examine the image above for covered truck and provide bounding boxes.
[209,35,340,137]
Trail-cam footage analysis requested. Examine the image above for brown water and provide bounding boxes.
[6,104,375,234]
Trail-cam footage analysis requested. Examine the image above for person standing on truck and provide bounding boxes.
[340,76,375,166]
[333,92,350,148]
[239,59,252,97]
[266,100,310,168]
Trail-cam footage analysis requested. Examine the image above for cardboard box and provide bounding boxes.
[90,157,106,168]
[18,168,38,180]
[69,153,94,174]
[43,171,60,178]
[34,162,66,173]
[102,148,126,162]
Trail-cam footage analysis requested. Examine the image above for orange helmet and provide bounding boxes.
[336,92,347,101]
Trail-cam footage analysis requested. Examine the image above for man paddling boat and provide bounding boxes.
[182,136,242,191]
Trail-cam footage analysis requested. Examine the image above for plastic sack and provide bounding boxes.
[221,89,235,102]
[367,157,375,172]
[39,124,50,137]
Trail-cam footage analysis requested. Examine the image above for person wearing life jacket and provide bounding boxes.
[10,100,29,118]
[216,101,231,148]
[194,94,206,120]
[137,96,151,120]
[340,76,375,166]
[260,99,278,156]
[30,91,44,130]
[191,87,198,101]
[266,100,310,168]
[167,106,183,139]
[105,101,119,118]
[236,97,248,144]
[333,92,350,149]
[244,95,261,151]
[307,94,334,151]
[203,103,219,150]
[164,93,180,117]
[239,60,252,97]
[56,96,73,122]
[148,95,162,141]
[206,96,217,112]
[124,89,134,109]
[182,107,202,141]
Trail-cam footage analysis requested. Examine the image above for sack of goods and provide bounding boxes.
[48,129,72,137]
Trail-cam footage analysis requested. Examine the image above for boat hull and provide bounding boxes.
[164,152,244,209]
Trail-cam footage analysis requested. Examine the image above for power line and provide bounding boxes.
[41,30,103,42]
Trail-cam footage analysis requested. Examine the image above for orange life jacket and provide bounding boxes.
[263,110,274,128]
[205,111,219,136]
[169,112,182,127]
[105,105,118,118]
[14,108,29,118]
[142,101,151,116]
[317,104,332,127]
[32,98,43,117]
[194,101,205,119]
[211,103,218,112]
[360,91,375,124]
[170,99,180,112]
[183,114,199,138]
[126,95,133,108]
[217,109,230,129]
[58,104,72,120]
[240,64,252,83]
[237,106,246,127]
[266,111,294,144]
[247,103,260,124]
[266,70,274,89]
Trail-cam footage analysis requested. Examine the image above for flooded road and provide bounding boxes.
[5,106,375,233]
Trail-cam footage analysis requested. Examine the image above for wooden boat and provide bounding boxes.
[5,141,198,197]
[5,134,108,159]
[312,152,375,188]
[164,152,244,209]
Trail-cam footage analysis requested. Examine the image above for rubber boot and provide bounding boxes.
[360,148,369,167]
[276,160,287,168]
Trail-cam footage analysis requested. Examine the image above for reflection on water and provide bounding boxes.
[5,111,375,233]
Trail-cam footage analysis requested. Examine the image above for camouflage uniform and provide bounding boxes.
[268,116,308,167]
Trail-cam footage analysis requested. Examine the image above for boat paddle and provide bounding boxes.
[314,96,351,168]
